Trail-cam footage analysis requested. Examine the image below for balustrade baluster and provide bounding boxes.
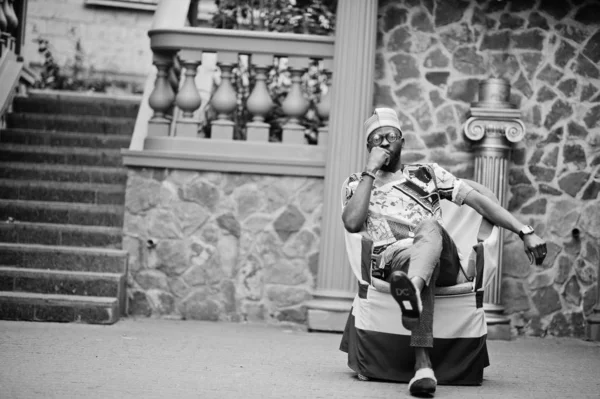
[175,50,202,137]
[3,0,16,51]
[210,52,238,140]
[0,0,8,55]
[315,59,332,147]
[147,52,175,137]
[246,54,274,142]
[281,56,309,144]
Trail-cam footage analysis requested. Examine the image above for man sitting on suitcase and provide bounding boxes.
[341,107,547,397]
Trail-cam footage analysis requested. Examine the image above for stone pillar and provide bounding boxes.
[587,262,600,340]
[306,0,378,331]
[464,78,526,340]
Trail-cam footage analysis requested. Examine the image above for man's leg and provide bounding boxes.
[387,218,461,395]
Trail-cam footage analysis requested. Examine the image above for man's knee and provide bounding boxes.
[414,218,442,235]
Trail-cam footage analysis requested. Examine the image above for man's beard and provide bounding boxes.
[380,151,401,172]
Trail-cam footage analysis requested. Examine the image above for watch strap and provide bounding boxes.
[519,225,534,240]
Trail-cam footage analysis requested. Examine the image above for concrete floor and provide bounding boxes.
[1,318,599,399]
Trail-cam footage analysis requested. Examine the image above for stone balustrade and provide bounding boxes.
[123,9,335,177]
[0,0,27,58]
[147,28,333,144]
[0,0,28,121]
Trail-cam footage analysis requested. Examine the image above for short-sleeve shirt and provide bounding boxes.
[342,163,473,249]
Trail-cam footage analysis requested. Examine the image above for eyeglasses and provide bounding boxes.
[367,131,402,146]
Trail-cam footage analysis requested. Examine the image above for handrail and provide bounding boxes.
[0,52,22,120]
[129,69,156,150]
[149,27,335,57]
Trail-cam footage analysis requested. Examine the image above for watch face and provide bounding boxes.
[522,225,534,235]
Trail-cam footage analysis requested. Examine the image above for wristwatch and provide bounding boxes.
[518,225,535,240]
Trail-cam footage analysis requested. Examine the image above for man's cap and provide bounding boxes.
[364,108,402,138]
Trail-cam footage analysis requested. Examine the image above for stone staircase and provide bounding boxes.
[0,92,138,324]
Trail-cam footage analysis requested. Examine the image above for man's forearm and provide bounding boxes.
[464,190,523,235]
[342,176,374,232]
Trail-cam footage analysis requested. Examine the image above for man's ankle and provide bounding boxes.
[414,347,432,370]
[410,276,426,293]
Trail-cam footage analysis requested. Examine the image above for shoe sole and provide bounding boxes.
[409,377,436,397]
[390,271,421,330]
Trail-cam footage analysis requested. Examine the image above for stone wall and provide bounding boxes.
[375,0,599,337]
[123,168,322,326]
[25,0,153,83]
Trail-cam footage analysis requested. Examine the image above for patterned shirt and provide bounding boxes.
[342,163,473,251]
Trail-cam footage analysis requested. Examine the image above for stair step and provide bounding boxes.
[6,112,135,134]
[0,129,132,149]
[0,266,124,298]
[0,243,127,273]
[0,143,123,167]
[0,221,122,248]
[0,179,125,205]
[0,291,119,324]
[13,95,139,118]
[0,199,124,227]
[0,162,128,184]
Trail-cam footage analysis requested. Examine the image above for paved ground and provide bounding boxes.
[0,319,599,399]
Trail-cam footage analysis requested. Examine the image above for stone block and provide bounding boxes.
[447,78,479,103]
[548,312,571,337]
[508,185,536,211]
[558,171,590,197]
[434,0,469,27]
[575,258,597,285]
[273,205,305,242]
[136,269,169,291]
[527,12,549,29]
[562,276,582,306]
[521,198,547,214]
[390,53,420,81]
[573,54,600,79]
[532,286,561,317]
[511,30,545,50]
[583,105,600,129]
[387,26,412,52]
[381,6,408,33]
[452,46,486,75]
[555,256,572,284]
[373,84,394,108]
[181,178,220,210]
[548,199,581,237]
[155,240,190,277]
[501,278,530,313]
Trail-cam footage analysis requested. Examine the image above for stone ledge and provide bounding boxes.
[122,141,327,177]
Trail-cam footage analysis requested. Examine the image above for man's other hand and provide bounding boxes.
[523,234,547,265]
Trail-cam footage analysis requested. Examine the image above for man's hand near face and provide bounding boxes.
[365,147,390,172]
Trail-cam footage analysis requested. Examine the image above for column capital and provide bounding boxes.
[463,114,526,144]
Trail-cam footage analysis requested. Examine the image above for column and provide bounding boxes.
[464,78,526,340]
[175,50,203,138]
[281,56,309,144]
[315,59,332,147]
[246,54,274,142]
[210,51,237,140]
[147,52,176,137]
[587,263,600,341]
[306,0,378,332]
